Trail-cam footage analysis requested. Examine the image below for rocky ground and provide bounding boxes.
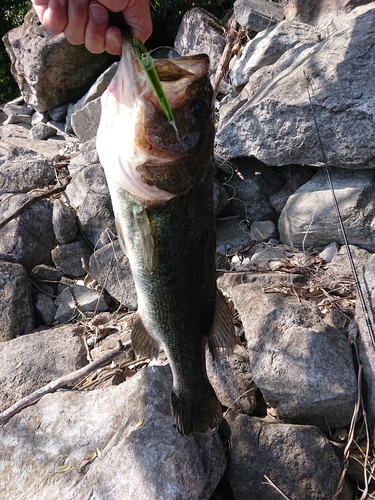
[1,0,375,499]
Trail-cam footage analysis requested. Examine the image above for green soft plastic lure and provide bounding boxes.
[133,38,175,123]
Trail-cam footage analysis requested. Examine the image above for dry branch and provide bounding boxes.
[0,176,71,231]
[0,340,125,427]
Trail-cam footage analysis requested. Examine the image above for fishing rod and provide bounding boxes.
[303,71,375,351]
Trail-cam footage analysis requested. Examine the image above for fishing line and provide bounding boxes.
[303,71,375,351]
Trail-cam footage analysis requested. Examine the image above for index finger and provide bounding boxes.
[32,0,68,33]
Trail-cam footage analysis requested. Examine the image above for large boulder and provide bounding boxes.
[216,4,375,168]
[278,168,375,252]
[0,366,227,500]
[226,412,352,500]
[2,10,110,112]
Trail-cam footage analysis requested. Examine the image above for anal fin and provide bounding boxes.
[207,288,237,361]
[131,313,160,359]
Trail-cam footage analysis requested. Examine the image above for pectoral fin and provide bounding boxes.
[133,207,154,273]
[131,313,160,359]
[207,288,237,361]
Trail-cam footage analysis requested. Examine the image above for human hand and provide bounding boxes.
[31,0,152,55]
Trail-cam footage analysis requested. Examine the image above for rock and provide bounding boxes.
[51,240,93,278]
[0,366,227,500]
[2,97,33,118]
[216,5,375,168]
[319,241,340,263]
[67,62,118,140]
[217,158,283,222]
[29,264,63,295]
[174,8,225,73]
[2,11,110,112]
[80,137,100,165]
[269,166,315,214]
[31,111,48,125]
[89,240,137,310]
[320,245,370,295]
[33,292,57,325]
[0,323,87,412]
[284,0,374,32]
[65,163,115,248]
[230,20,319,91]
[249,220,277,242]
[4,114,32,125]
[227,281,357,429]
[226,412,352,500]
[54,284,110,322]
[52,197,77,244]
[0,261,34,341]
[216,219,251,254]
[206,344,257,415]
[278,168,375,252]
[356,253,375,438]
[0,147,54,194]
[48,104,69,122]
[0,194,54,272]
[234,0,284,32]
[28,122,57,140]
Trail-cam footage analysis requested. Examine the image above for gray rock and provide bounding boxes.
[319,241,340,263]
[31,111,47,125]
[4,114,32,125]
[284,0,374,32]
[206,344,257,415]
[0,194,54,272]
[2,98,33,117]
[54,284,110,322]
[65,163,115,248]
[269,166,315,214]
[230,20,319,91]
[0,147,54,194]
[52,198,77,244]
[80,137,100,164]
[174,8,225,73]
[226,412,352,500]
[228,282,357,429]
[67,62,118,139]
[29,264,63,295]
[278,168,375,252]
[356,253,375,438]
[0,323,87,412]
[219,158,284,222]
[3,11,110,112]
[216,219,251,254]
[33,292,56,325]
[48,104,69,122]
[89,240,137,310]
[216,6,375,168]
[249,220,277,242]
[70,97,101,143]
[51,240,92,278]
[28,122,57,140]
[234,0,284,31]
[0,366,226,500]
[0,261,34,341]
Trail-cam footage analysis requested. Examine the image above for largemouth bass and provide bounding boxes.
[96,32,236,435]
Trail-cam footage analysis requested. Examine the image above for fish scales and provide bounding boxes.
[97,30,236,435]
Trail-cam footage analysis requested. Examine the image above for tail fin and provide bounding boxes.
[170,388,223,436]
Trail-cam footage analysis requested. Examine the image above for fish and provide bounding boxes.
[96,31,236,435]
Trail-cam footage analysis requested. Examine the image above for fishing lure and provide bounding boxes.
[133,37,175,123]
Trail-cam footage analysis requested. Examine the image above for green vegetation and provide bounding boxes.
[0,0,31,103]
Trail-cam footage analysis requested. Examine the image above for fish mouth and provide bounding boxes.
[96,30,214,204]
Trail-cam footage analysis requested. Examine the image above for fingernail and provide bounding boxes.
[105,33,119,46]
[89,3,106,21]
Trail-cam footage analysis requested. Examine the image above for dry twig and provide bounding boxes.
[0,341,124,427]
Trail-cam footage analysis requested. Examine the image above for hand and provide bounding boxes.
[31,0,152,55]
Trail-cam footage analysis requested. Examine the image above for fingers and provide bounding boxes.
[32,0,68,34]
[32,0,152,54]
[64,0,89,45]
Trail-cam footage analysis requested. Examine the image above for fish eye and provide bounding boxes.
[190,99,209,120]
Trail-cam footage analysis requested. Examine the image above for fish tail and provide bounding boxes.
[170,387,223,436]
